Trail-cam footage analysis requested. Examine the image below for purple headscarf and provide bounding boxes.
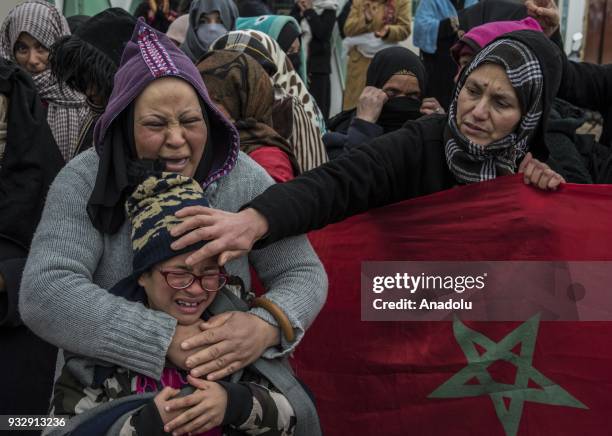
[89,19,239,234]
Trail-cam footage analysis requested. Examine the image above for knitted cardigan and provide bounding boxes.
[20,148,327,379]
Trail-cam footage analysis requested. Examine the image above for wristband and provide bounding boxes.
[252,297,295,342]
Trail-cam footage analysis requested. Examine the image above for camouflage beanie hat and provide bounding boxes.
[126,172,210,276]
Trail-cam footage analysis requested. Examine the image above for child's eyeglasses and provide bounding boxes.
[157,268,228,292]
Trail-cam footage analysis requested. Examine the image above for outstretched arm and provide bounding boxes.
[171,125,430,265]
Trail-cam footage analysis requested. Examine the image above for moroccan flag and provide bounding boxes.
[293,175,612,436]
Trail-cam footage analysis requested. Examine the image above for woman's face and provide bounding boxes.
[456,63,521,146]
[381,74,421,100]
[14,32,49,75]
[287,38,300,55]
[454,54,474,83]
[138,252,220,326]
[134,77,207,177]
[199,11,221,24]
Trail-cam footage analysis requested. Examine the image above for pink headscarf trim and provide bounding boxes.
[451,17,543,65]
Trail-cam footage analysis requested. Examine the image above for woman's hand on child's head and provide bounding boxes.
[163,375,227,435]
[181,311,280,381]
[170,206,269,267]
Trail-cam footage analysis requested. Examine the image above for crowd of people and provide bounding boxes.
[0,0,611,434]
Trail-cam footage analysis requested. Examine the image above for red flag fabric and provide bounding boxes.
[293,174,612,436]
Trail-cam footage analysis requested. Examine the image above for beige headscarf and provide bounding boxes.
[166,14,189,45]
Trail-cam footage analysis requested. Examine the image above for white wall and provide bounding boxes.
[53,0,134,15]
[563,0,586,56]
[110,0,134,11]
[0,0,29,23]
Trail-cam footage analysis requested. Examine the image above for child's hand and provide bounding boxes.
[154,387,184,424]
[163,375,227,435]
[167,322,207,370]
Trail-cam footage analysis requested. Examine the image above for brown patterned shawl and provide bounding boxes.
[197,50,299,174]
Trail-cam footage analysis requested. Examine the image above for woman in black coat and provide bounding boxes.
[167,31,567,265]
[0,58,63,431]
[525,0,612,181]
[324,46,429,159]
[291,0,338,120]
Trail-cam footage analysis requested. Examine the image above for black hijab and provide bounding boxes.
[277,22,301,53]
[366,46,427,91]
[328,47,427,135]
[86,101,213,234]
[0,60,64,250]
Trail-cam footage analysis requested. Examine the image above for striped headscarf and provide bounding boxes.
[0,0,90,162]
[212,30,328,171]
[236,15,308,82]
[445,38,544,184]
[219,30,326,133]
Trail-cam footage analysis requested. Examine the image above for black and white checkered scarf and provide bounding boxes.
[445,38,544,184]
[0,0,90,162]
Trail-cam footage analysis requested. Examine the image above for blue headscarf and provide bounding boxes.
[413,0,478,54]
[236,15,308,82]
[181,0,239,62]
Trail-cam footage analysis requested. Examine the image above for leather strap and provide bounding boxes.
[252,297,296,342]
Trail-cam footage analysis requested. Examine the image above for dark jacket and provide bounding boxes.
[337,0,352,39]
[246,30,562,246]
[557,53,612,148]
[0,59,64,324]
[290,7,336,75]
[0,58,62,428]
[0,60,64,254]
[249,115,454,244]
[545,98,595,184]
[324,115,383,159]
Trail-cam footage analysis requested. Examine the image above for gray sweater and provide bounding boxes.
[20,149,327,379]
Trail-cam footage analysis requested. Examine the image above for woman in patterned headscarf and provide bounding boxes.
[0,0,90,162]
[236,15,308,83]
[181,0,239,62]
[212,30,329,172]
[198,50,299,183]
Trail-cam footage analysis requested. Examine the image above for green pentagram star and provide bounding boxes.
[428,314,587,436]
